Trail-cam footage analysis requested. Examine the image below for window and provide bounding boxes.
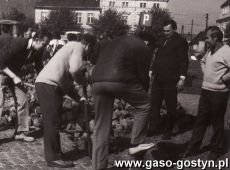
[153,3,156,8]
[87,13,94,24]
[122,2,128,8]
[41,12,48,21]
[140,3,146,8]
[75,13,82,24]
[109,1,115,7]
[222,7,229,16]
[157,3,160,8]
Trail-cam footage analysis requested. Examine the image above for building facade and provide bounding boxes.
[217,0,230,34]
[100,0,169,30]
[35,0,101,30]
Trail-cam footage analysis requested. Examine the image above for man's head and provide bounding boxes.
[205,26,223,49]
[24,27,33,39]
[81,33,97,60]
[163,19,177,39]
[31,33,50,51]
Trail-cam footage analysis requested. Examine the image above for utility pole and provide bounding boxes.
[190,19,193,42]
[205,13,209,50]
[205,13,209,31]
[181,25,184,37]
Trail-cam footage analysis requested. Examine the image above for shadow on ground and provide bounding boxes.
[28,128,43,139]
[0,136,15,145]
[64,147,87,161]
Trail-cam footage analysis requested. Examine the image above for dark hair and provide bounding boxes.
[37,32,51,40]
[1,24,11,33]
[52,31,61,39]
[163,19,177,30]
[82,33,97,46]
[137,30,155,43]
[67,33,79,41]
[206,26,223,42]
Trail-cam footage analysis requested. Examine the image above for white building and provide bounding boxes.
[217,0,230,36]
[100,0,169,30]
[35,0,101,30]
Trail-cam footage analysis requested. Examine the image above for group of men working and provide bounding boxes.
[0,19,229,170]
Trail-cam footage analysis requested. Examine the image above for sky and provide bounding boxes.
[168,0,226,34]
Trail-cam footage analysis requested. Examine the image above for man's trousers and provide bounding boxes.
[35,82,63,162]
[91,82,151,170]
[0,74,29,132]
[150,80,177,136]
[187,89,229,155]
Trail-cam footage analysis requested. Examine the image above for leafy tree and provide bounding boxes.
[1,8,35,35]
[2,8,26,21]
[136,7,172,46]
[92,9,130,39]
[41,8,80,34]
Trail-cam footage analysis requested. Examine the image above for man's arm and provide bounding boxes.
[66,85,81,102]
[3,67,22,84]
[135,44,152,92]
[69,44,83,82]
[221,48,230,82]
[176,40,189,91]
[178,40,189,78]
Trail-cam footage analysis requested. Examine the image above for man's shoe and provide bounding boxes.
[47,160,74,168]
[15,133,34,142]
[129,143,156,155]
[207,152,222,161]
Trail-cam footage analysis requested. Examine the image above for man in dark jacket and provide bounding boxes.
[149,19,189,139]
[0,34,48,142]
[91,35,155,170]
[0,24,12,116]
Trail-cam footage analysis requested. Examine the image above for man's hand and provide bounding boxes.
[227,118,230,128]
[177,79,185,92]
[80,97,86,102]
[149,71,152,78]
[13,76,22,84]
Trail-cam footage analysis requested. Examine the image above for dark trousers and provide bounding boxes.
[35,82,63,162]
[187,89,229,154]
[150,80,177,135]
[92,82,151,170]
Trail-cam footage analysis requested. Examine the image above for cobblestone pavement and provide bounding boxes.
[0,93,229,170]
[0,128,94,170]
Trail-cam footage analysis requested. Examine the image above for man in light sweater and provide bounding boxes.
[35,38,89,168]
[184,26,230,160]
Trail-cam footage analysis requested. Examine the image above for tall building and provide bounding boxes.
[100,0,169,30]
[217,0,230,34]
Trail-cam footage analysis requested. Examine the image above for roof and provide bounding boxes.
[221,0,230,8]
[216,16,230,23]
[35,0,100,10]
[0,19,19,25]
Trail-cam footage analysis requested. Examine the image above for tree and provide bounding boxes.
[136,7,172,46]
[1,8,35,35]
[92,9,130,39]
[41,8,80,34]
